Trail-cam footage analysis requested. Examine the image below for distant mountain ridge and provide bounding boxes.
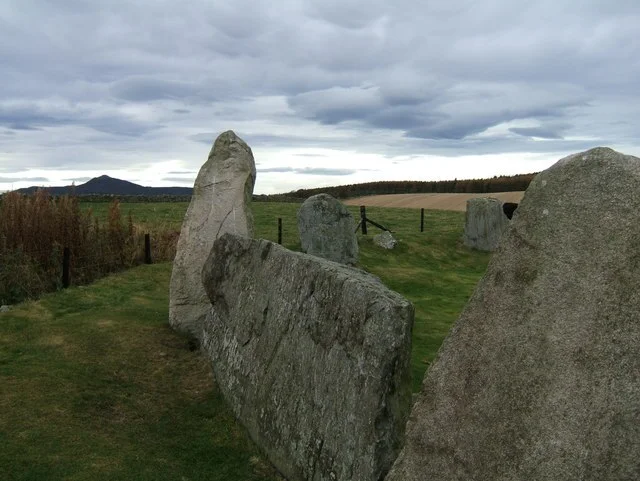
[16,175,193,196]
[13,172,537,201]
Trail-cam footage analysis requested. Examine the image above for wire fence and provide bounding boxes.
[0,233,176,305]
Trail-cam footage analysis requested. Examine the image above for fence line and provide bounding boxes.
[0,234,161,303]
[59,233,156,288]
[354,206,390,234]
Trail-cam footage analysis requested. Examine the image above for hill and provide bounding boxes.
[16,175,193,197]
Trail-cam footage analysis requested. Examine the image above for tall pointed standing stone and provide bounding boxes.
[386,147,640,481]
[169,130,256,340]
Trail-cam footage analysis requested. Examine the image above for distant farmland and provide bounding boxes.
[344,191,525,211]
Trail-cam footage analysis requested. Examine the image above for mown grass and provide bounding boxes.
[1,263,283,481]
[2,201,491,479]
[338,206,490,390]
[86,202,189,233]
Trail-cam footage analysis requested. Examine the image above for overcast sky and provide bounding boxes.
[1,0,638,194]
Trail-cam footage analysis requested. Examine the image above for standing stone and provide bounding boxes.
[374,230,397,249]
[169,131,256,340]
[297,193,358,265]
[386,147,640,481]
[202,233,413,481]
[463,197,510,251]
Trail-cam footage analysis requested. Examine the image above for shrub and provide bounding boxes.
[0,190,177,304]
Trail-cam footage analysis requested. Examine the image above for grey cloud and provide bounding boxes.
[64,177,92,183]
[298,167,357,176]
[162,177,195,184]
[0,176,49,183]
[110,77,205,102]
[166,170,197,175]
[242,134,326,146]
[0,165,23,173]
[288,86,383,124]
[406,122,493,141]
[305,0,387,29]
[0,105,70,129]
[8,124,43,131]
[258,167,295,173]
[0,102,162,139]
[509,127,564,140]
[0,0,638,178]
[188,133,217,144]
[259,166,357,176]
[287,81,590,140]
[404,136,611,158]
[407,84,587,139]
[204,1,272,40]
[191,132,344,150]
[376,72,446,106]
[369,107,442,131]
[87,116,163,137]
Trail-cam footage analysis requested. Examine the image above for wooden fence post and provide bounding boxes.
[420,208,425,232]
[144,233,152,264]
[278,218,282,244]
[360,206,368,235]
[62,247,70,288]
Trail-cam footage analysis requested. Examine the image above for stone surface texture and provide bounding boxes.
[297,193,358,265]
[463,197,510,251]
[169,130,255,340]
[374,230,397,249]
[202,233,413,481]
[386,147,640,481]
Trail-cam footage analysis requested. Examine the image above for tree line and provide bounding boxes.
[255,173,537,202]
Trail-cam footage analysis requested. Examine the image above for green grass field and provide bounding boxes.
[1,202,490,480]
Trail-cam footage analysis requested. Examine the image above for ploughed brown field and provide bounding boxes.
[343,191,525,211]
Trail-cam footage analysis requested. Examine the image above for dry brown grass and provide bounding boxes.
[0,191,179,304]
[344,191,525,211]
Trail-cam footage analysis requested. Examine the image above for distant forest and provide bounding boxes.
[3,172,537,203]
[256,172,537,202]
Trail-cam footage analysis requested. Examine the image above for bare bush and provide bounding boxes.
[0,190,178,304]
